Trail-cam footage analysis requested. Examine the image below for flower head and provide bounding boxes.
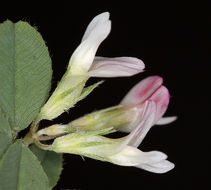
[34,12,176,174]
[42,76,176,173]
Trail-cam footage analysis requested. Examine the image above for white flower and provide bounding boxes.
[106,101,175,173]
[68,12,144,77]
[40,12,145,120]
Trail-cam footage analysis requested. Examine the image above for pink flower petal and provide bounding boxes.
[148,86,170,123]
[87,56,145,77]
[120,76,163,106]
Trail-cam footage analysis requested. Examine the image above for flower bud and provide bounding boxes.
[37,124,67,137]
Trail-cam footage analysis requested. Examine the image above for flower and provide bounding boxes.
[52,100,175,173]
[106,101,175,173]
[118,75,177,132]
[40,12,145,120]
[44,76,176,134]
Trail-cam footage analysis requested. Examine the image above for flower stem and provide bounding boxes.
[30,114,42,133]
[23,114,42,146]
[34,139,52,150]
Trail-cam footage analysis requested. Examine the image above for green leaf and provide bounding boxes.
[0,109,12,159]
[0,133,12,159]
[30,145,63,189]
[0,108,11,135]
[0,141,49,190]
[0,20,52,132]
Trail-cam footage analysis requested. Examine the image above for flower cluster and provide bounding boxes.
[34,12,176,174]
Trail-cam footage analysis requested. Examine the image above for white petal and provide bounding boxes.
[87,56,145,77]
[118,101,149,134]
[107,146,167,166]
[129,101,156,147]
[82,12,110,42]
[107,146,149,166]
[119,101,156,147]
[68,12,111,74]
[156,116,177,125]
[137,160,175,173]
[142,151,167,164]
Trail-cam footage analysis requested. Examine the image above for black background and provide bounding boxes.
[1,2,209,190]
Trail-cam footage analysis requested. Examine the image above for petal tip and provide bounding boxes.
[120,76,163,106]
[156,116,178,125]
[101,11,110,18]
[150,75,163,86]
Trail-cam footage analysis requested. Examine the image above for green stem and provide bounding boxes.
[23,114,42,146]
[22,132,34,146]
[34,139,52,150]
[37,134,64,141]
[30,114,42,133]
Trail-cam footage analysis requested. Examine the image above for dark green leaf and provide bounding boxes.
[0,141,49,190]
[30,145,63,189]
[0,109,12,159]
[0,133,12,159]
[0,108,11,135]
